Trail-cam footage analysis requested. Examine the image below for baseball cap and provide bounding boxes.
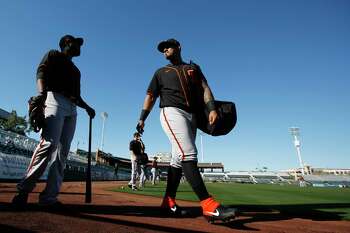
[59,35,84,49]
[157,38,180,52]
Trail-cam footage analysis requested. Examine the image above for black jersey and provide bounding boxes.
[129,139,145,155]
[147,63,207,113]
[36,50,81,100]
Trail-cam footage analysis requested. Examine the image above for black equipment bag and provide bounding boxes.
[139,152,149,165]
[189,61,237,136]
[196,100,237,136]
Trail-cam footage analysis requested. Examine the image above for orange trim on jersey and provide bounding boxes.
[162,108,185,160]
[181,66,192,99]
[166,66,190,107]
[181,67,190,86]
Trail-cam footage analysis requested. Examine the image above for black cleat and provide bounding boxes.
[161,204,188,217]
[39,201,65,212]
[12,192,29,209]
[204,205,237,223]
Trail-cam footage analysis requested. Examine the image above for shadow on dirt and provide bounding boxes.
[1,201,349,232]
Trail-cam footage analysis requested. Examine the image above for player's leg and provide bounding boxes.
[129,160,138,190]
[151,168,156,185]
[159,107,191,215]
[182,161,237,221]
[39,112,77,205]
[13,95,64,206]
[163,107,236,221]
[184,111,237,222]
[139,164,146,188]
[179,111,210,202]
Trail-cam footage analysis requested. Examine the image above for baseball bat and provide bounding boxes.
[85,117,92,203]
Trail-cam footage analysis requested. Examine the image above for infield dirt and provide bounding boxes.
[1,181,349,233]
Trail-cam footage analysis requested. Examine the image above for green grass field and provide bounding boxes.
[110,182,350,220]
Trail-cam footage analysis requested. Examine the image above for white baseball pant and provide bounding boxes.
[17,92,77,204]
[160,107,198,169]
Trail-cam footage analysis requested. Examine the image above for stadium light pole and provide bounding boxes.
[289,127,305,175]
[100,112,108,152]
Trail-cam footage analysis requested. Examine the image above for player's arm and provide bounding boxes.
[28,51,54,132]
[74,74,95,118]
[129,141,138,160]
[191,61,218,125]
[136,71,160,134]
[76,96,96,119]
[35,51,56,100]
[33,51,53,107]
[34,79,47,104]
[201,79,218,125]
[137,93,156,133]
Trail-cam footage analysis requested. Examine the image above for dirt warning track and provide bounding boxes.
[1,182,349,233]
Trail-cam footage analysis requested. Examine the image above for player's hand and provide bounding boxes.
[28,94,47,132]
[136,120,145,134]
[208,110,218,125]
[86,106,96,119]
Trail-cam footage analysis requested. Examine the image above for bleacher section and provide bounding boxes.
[0,143,32,157]
[201,172,226,182]
[251,172,283,184]
[226,176,252,183]
[225,171,253,183]
[303,175,350,187]
[277,172,295,184]
[0,128,130,181]
[0,129,37,152]
[202,171,296,184]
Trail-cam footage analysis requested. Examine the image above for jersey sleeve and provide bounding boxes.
[36,50,58,80]
[147,71,160,98]
[194,64,208,84]
[129,141,135,151]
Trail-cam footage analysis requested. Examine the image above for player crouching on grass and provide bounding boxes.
[136,38,236,222]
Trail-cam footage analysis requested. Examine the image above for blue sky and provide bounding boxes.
[1,0,349,171]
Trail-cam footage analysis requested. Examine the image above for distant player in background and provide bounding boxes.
[12,35,95,208]
[151,156,158,185]
[136,38,236,222]
[128,132,146,190]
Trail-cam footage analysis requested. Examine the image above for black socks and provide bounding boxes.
[182,161,210,201]
[164,161,210,201]
[164,166,182,199]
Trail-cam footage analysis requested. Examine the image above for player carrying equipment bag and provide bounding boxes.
[190,61,237,136]
[196,100,237,136]
[139,152,149,165]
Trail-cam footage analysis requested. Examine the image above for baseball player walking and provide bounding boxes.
[136,39,236,222]
[128,132,146,190]
[12,35,95,208]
